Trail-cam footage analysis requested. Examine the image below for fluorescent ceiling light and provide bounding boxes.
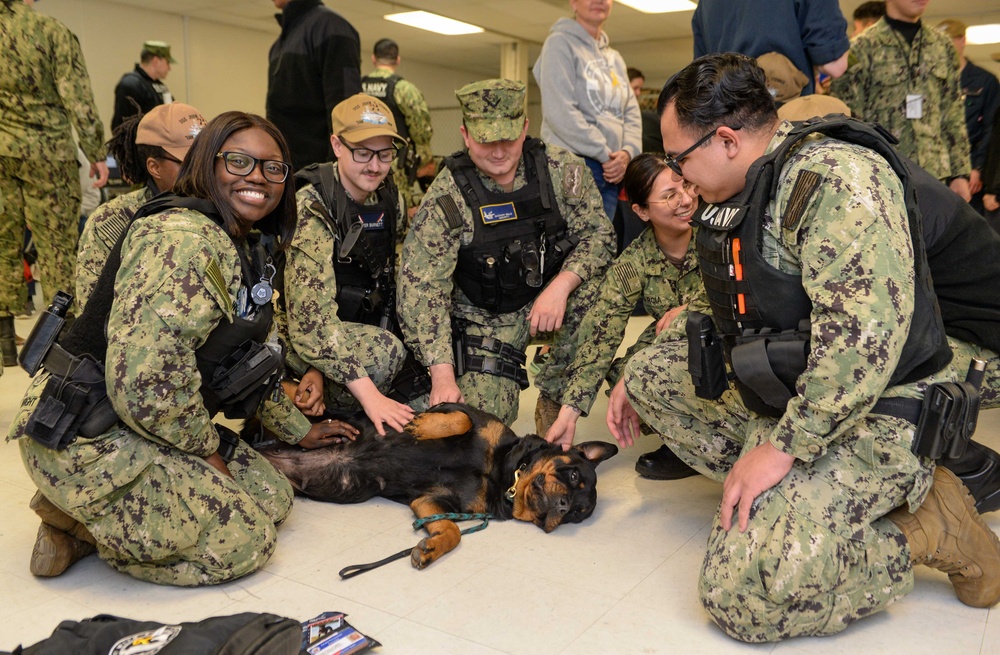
[617,0,697,13]
[384,11,484,36]
[966,24,1000,45]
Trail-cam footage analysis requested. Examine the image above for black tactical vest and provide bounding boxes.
[294,163,398,325]
[360,73,411,142]
[446,137,578,313]
[692,117,952,417]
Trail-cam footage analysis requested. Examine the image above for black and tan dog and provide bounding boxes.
[257,403,617,569]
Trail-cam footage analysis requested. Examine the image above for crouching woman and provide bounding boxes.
[7,112,350,586]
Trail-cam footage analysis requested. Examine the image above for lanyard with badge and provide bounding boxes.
[892,28,925,120]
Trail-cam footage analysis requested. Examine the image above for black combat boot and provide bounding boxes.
[940,441,1000,515]
[0,315,17,366]
[635,445,699,480]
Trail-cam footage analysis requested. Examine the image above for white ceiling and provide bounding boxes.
[103,0,1000,84]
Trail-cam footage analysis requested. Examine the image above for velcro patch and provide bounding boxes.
[612,262,641,297]
[480,202,517,224]
[563,162,584,199]
[783,169,822,230]
[359,210,385,230]
[204,259,234,312]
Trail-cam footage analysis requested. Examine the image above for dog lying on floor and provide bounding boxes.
[255,402,618,569]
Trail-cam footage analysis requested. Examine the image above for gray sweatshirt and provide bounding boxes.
[532,17,641,162]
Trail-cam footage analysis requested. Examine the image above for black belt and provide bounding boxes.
[464,354,530,390]
[871,397,922,425]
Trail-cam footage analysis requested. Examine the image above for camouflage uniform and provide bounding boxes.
[285,166,408,410]
[562,227,705,415]
[399,139,614,424]
[363,67,433,214]
[623,123,954,641]
[75,185,154,307]
[7,207,311,586]
[831,17,970,180]
[0,1,105,315]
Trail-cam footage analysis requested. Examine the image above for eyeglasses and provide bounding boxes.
[664,125,741,176]
[647,180,696,210]
[216,151,290,183]
[339,138,399,164]
[158,153,183,165]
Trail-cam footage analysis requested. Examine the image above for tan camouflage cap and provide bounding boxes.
[331,93,403,143]
[142,40,176,63]
[456,79,526,142]
[756,52,809,103]
[936,19,967,39]
[777,94,852,122]
[136,103,206,160]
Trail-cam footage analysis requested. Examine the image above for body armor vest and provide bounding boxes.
[692,116,952,417]
[360,73,410,142]
[294,163,398,326]
[447,137,578,314]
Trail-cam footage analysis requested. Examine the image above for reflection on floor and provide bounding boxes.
[1,313,998,654]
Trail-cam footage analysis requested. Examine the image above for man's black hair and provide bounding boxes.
[853,1,886,22]
[373,38,399,62]
[657,53,777,133]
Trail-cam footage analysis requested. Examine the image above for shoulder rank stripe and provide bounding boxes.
[204,259,234,311]
[783,169,822,230]
[612,262,641,296]
[95,213,131,249]
[436,195,465,230]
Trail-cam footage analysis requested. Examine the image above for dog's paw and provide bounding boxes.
[410,538,437,569]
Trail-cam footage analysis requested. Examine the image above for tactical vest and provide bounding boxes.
[294,163,399,325]
[360,73,411,143]
[446,137,578,314]
[64,194,282,421]
[692,116,952,417]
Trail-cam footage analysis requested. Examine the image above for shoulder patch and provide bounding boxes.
[783,169,823,230]
[612,261,642,298]
[204,259,234,312]
[562,162,584,199]
[436,195,465,230]
[95,212,131,249]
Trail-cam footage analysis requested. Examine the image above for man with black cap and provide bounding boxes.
[111,41,175,131]
[398,79,614,430]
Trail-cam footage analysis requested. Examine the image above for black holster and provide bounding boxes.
[687,312,729,400]
[25,345,119,450]
[911,381,980,459]
[451,321,529,390]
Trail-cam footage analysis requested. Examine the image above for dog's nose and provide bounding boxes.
[555,496,569,516]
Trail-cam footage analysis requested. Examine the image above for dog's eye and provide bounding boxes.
[569,470,579,485]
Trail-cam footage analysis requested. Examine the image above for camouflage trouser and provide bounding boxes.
[321,324,408,412]
[0,157,80,314]
[410,275,603,426]
[17,391,292,586]
[622,339,935,642]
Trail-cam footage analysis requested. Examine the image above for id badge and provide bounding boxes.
[906,94,923,119]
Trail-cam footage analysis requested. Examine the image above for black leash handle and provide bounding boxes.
[338,547,411,580]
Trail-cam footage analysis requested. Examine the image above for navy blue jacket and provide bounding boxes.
[692,0,849,96]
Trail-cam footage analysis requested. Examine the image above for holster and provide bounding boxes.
[209,340,284,419]
[387,352,432,403]
[25,345,119,450]
[911,381,980,459]
[686,312,729,400]
[451,321,529,390]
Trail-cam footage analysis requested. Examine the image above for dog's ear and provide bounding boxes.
[572,441,618,467]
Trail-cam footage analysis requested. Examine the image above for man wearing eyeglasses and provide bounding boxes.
[281,94,415,436]
[609,53,1000,642]
[398,79,615,429]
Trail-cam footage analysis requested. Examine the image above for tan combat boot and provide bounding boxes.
[887,466,1000,607]
[30,490,95,544]
[28,491,97,577]
[30,523,97,577]
[534,394,561,437]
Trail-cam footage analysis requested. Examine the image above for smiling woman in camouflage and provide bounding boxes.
[8,112,349,586]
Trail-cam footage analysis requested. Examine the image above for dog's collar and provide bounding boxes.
[504,464,526,503]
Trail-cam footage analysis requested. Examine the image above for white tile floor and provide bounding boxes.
[1,312,999,654]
